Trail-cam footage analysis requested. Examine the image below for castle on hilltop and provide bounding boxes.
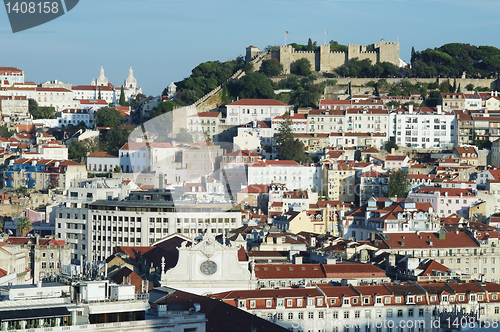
[246,40,400,74]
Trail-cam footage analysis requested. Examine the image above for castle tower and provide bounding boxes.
[377,40,400,66]
[125,66,137,89]
[96,66,108,87]
[279,45,293,74]
[245,45,260,62]
[319,44,331,72]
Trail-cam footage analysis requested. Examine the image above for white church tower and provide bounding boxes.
[125,66,137,89]
[94,66,108,86]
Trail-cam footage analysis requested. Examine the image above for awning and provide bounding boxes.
[0,307,70,321]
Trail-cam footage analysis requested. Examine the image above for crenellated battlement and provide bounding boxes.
[252,40,400,74]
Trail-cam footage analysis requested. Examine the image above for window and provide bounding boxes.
[344,311,349,319]
[419,308,424,317]
[277,313,283,321]
[266,300,272,308]
[355,311,360,318]
[397,310,403,317]
[298,312,304,320]
[333,311,338,319]
[387,309,393,318]
[318,312,324,319]
[408,309,414,317]
[343,298,350,305]
[288,312,293,320]
[308,312,314,319]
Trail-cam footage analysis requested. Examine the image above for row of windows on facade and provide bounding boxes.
[91,228,225,248]
[260,308,426,321]
[248,292,489,310]
[40,261,59,269]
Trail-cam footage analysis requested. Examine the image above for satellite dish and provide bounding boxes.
[7,230,13,235]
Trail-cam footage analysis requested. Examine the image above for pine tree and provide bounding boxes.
[411,46,416,63]
[452,78,457,93]
[119,86,126,106]
[98,87,102,100]
[387,169,411,199]
[307,38,313,51]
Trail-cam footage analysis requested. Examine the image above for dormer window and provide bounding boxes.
[343,298,350,305]
[407,296,415,304]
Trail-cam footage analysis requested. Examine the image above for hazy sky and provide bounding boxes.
[1,0,500,95]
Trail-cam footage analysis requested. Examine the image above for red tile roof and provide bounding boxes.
[376,232,478,249]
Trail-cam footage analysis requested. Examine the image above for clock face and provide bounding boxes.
[200,260,217,275]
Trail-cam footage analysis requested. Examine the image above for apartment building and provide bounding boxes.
[212,281,500,332]
[322,161,355,203]
[226,99,290,125]
[345,197,441,241]
[3,159,87,191]
[87,189,242,262]
[389,106,457,148]
[248,160,322,192]
[54,177,138,264]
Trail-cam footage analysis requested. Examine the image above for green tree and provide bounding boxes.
[0,125,15,137]
[276,112,293,147]
[29,106,56,119]
[16,217,32,236]
[466,83,474,91]
[260,58,283,77]
[384,140,399,153]
[150,100,181,119]
[277,138,307,163]
[105,126,131,154]
[98,87,102,100]
[275,112,307,163]
[307,38,314,51]
[113,165,122,173]
[387,169,411,199]
[28,98,38,114]
[175,128,193,143]
[68,140,88,161]
[329,40,348,53]
[119,86,126,106]
[228,72,275,99]
[264,45,280,52]
[95,107,125,127]
[293,58,312,76]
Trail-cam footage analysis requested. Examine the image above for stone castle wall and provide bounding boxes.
[250,41,400,74]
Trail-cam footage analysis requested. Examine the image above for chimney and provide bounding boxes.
[437,105,442,114]
[293,254,303,264]
[408,105,413,114]
[290,110,294,117]
[391,148,395,155]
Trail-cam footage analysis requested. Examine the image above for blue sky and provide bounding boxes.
[1,0,500,95]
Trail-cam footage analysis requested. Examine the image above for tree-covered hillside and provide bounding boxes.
[174,58,246,105]
[411,43,500,78]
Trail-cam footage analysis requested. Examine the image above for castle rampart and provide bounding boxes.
[249,40,400,74]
